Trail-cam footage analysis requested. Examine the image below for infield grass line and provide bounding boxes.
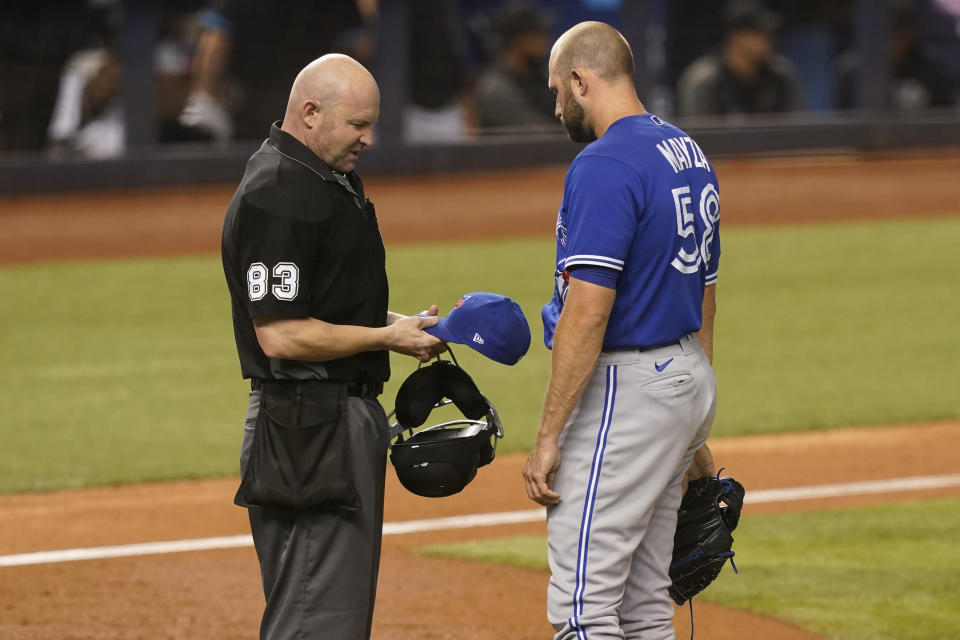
[2,473,958,568]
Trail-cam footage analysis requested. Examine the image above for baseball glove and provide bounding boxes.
[668,472,745,606]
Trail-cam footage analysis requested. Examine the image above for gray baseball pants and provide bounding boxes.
[239,390,389,640]
[547,333,717,640]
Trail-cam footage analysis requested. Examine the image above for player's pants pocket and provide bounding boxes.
[640,371,693,392]
[235,384,360,512]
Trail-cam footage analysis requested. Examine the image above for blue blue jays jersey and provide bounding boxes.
[542,114,720,351]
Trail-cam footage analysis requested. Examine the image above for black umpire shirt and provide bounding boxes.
[221,123,389,384]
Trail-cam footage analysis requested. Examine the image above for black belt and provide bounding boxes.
[606,337,685,355]
[250,378,383,398]
[639,338,683,351]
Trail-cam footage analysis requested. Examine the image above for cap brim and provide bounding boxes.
[424,317,463,344]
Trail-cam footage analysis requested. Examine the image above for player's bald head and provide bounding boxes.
[550,21,634,81]
[285,53,379,118]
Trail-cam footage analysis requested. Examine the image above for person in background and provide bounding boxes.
[47,5,205,158]
[676,0,802,117]
[834,0,957,111]
[474,1,557,132]
[179,0,374,142]
[0,3,89,151]
[404,0,479,143]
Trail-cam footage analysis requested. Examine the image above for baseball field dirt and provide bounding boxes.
[1,422,958,639]
[2,151,959,264]
[1,151,959,639]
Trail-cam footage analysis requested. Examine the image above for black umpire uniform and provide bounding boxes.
[222,122,390,639]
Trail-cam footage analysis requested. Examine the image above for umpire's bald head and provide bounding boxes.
[281,54,380,172]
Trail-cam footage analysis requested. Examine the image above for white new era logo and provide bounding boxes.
[473,333,485,345]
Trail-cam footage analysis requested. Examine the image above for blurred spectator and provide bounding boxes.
[179,0,373,142]
[473,2,555,132]
[0,4,89,151]
[834,1,957,111]
[676,0,803,117]
[404,0,478,144]
[47,5,205,158]
[47,47,124,158]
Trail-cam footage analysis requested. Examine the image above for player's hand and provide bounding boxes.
[681,443,716,495]
[385,314,443,362]
[523,438,562,506]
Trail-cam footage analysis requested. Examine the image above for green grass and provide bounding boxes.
[0,257,248,491]
[715,218,960,433]
[390,218,960,438]
[416,498,960,640]
[417,534,550,571]
[1,217,958,492]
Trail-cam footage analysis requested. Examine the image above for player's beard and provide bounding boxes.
[561,93,596,143]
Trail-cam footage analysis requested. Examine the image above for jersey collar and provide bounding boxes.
[267,122,363,203]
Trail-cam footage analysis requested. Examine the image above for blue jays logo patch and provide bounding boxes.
[554,268,570,302]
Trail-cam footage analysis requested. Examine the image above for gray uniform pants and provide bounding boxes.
[547,334,717,640]
[240,390,390,640]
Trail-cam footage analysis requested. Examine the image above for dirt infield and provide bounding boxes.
[1,151,959,638]
[1,422,959,639]
[2,151,960,264]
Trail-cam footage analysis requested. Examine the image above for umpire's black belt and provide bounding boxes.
[250,377,383,399]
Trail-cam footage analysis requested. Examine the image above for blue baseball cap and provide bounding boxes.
[425,292,531,365]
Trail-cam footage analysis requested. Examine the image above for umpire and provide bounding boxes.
[221,54,444,639]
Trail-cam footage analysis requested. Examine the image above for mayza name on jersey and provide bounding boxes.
[655,136,712,174]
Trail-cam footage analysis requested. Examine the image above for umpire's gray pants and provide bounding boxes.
[547,334,717,640]
[240,390,390,640]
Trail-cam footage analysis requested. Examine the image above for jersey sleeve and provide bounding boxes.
[562,154,642,276]
[236,197,317,319]
[567,264,619,289]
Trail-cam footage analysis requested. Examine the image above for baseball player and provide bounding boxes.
[522,22,720,640]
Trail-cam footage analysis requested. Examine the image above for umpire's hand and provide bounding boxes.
[385,313,445,362]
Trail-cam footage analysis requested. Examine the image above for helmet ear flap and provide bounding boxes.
[435,361,488,420]
[394,363,446,428]
[476,436,496,467]
[395,360,490,427]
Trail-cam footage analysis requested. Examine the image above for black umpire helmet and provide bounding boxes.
[388,352,504,498]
